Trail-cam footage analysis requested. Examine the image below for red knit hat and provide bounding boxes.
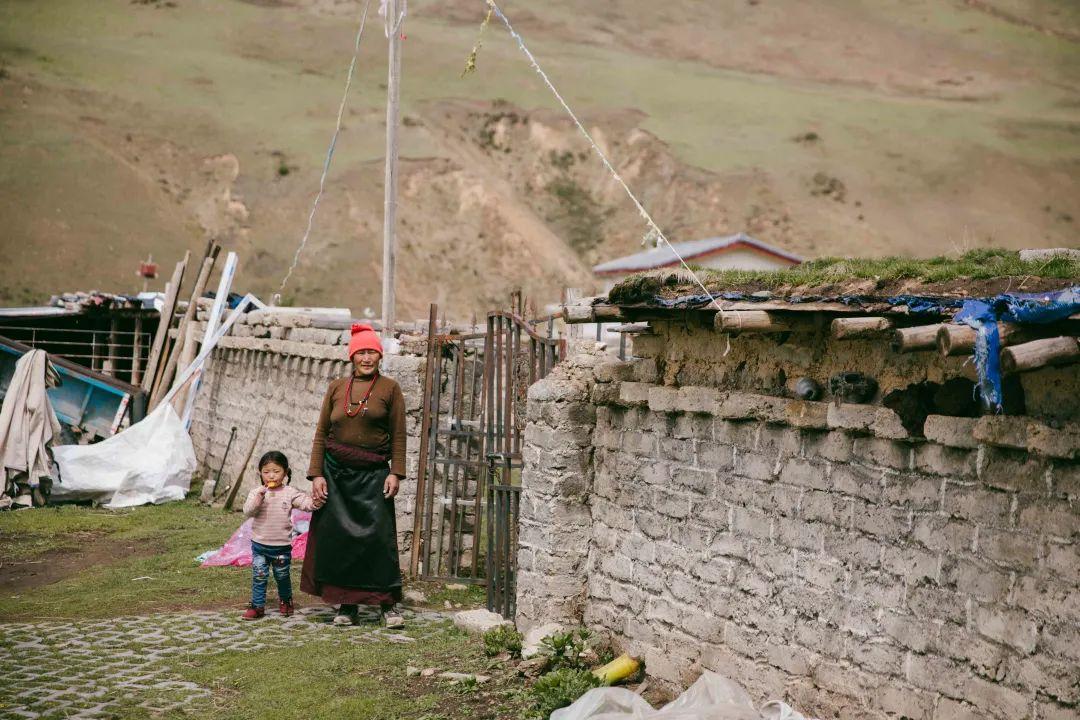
[348,323,383,358]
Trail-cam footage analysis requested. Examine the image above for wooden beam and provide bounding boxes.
[150,244,219,410]
[891,324,946,353]
[715,310,793,333]
[593,304,625,321]
[131,316,144,386]
[141,254,189,394]
[1000,337,1080,374]
[936,322,1035,357]
[831,317,894,340]
[720,300,892,314]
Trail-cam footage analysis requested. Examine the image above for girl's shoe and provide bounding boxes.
[382,607,405,629]
[242,605,265,621]
[279,600,295,617]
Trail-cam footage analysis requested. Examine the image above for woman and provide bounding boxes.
[301,323,407,627]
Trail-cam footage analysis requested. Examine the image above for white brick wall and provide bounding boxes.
[519,351,1079,720]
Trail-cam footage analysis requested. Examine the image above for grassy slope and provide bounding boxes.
[0,0,1077,313]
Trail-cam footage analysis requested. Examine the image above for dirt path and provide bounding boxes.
[0,534,161,594]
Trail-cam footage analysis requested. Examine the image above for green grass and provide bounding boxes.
[0,497,249,619]
[610,248,1080,301]
[114,623,529,720]
[424,581,487,608]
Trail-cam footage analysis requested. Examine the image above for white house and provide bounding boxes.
[592,232,802,293]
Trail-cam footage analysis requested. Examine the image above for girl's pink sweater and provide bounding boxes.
[242,486,316,546]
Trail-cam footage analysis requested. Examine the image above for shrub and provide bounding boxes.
[540,628,591,672]
[528,668,601,718]
[483,625,523,658]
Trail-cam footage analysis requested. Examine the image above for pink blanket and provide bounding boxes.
[201,510,311,567]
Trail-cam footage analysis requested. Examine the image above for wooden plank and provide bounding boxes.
[150,244,219,410]
[140,252,189,394]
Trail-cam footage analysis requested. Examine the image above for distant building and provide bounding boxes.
[591,232,801,292]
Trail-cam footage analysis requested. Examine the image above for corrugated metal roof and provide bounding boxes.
[592,233,802,275]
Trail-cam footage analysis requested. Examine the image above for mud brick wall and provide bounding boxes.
[189,309,425,555]
[517,346,1079,720]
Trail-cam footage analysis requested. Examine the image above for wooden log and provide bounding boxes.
[611,323,651,334]
[831,317,894,340]
[936,322,1035,357]
[131,316,144,386]
[170,321,199,415]
[1000,337,1080,374]
[593,304,625,321]
[721,300,892,314]
[891,324,946,353]
[102,318,119,376]
[715,310,793,333]
[150,245,219,410]
[141,254,189,394]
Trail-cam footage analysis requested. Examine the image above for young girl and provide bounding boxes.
[241,451,320,620]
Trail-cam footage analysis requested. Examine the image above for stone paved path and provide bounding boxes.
[0,607,445,719]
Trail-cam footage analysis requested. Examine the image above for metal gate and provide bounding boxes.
[410,299,564,617]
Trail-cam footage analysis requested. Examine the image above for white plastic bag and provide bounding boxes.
[551,671,811,720]
[52,404,195,508]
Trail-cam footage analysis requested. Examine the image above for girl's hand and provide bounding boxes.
[257,486,268,497]
[383,474,401,499]
[311,476,328,502]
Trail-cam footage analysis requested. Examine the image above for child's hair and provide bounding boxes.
[257,450,293,485]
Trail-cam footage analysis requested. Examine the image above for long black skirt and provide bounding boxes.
[300,452,402,606]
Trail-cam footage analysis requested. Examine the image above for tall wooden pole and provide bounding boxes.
[381,0,403,340]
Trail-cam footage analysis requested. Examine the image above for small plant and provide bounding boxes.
[483,625,523,658]
[453,676,480,695]
[528,668,601,718]
[540,628,591,672]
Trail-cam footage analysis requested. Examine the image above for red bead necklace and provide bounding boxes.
[344,372,379,418]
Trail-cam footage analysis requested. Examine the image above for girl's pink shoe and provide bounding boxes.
[242,605,265,621]
[279,600,295,616]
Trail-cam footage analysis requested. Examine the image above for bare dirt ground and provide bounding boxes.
[0,0,1077,317]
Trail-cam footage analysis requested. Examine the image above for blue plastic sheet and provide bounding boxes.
[956,288,1080,410]
[889,295,964,314]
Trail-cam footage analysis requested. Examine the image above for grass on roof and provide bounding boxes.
[610,249,1080,302]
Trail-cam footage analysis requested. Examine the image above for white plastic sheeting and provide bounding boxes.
[52,404,195,508]
[551,671,815,720]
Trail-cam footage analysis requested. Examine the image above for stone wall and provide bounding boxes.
[518,342,1079,719]
[189,308,425,554]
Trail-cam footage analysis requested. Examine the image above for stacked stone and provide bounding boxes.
[520,351,1079,720]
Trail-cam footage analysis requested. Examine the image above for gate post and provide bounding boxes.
[514,352,600,631]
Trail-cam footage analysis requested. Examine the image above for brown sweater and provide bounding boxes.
[307,374,407,478]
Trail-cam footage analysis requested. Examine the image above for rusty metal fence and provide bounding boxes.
[410,297,564,616]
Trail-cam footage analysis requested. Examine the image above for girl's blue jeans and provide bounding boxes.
[251,541,293,608]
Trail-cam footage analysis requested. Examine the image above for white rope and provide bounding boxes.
[485,0,723,312]
[274,0,373,305]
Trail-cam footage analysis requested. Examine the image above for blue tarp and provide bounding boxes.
[955,288,1080,410]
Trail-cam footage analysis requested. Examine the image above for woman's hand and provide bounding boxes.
[384,474,401,499]
[311,476,328,503]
